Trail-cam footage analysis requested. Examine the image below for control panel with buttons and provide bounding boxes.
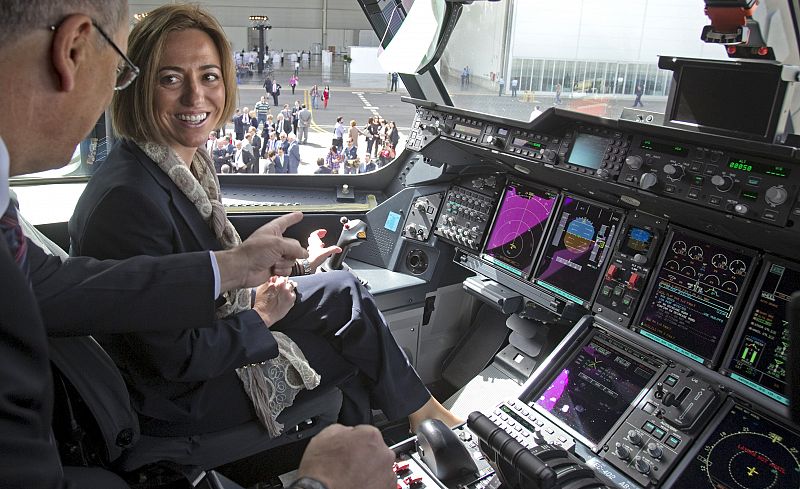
[434,177,503,252]
[617,134,800,226]
[403,193,444,242]
[593,212,668,327]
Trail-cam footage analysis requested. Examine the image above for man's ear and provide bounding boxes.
[50,15,94,92]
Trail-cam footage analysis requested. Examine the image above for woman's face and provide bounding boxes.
[154,29,225,155]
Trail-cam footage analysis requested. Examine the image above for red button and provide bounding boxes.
[606,264,618,280]
[628,273,640,288]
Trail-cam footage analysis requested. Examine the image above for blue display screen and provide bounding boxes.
[384,211,401,232]
[567,133,611,170]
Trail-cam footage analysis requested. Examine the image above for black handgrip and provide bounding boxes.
[467,411,557,489]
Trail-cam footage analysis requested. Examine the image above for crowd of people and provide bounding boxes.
[206,98,401,175]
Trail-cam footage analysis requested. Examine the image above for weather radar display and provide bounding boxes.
[482,182,559,278]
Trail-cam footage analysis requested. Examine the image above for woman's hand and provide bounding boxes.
[253,276,297,327]
[303,229,342,272]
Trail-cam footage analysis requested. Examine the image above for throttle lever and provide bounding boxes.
[319,217,368,279]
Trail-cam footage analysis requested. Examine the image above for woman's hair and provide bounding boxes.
[112,4,237,143]
[350,120,356,127]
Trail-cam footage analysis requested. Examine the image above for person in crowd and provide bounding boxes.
[364,117,377,157]
[343,137,359,175]
[249,127,262,171]
[263,150,277,174]
[297,104,312,144]
[1,2,393,487]
[262,130,279,158]
[232,107,245,140]
[290,74,298,95]
[271,79,281,106]
[263,76,272,96]
[554,83,562,104]
[263,113,276,138]
[511,78,519,98]
[498,77,505,96]
[255,95,270,125]
[69,13,461,483]
[233,139,252,172]
[348,119,360,149]
[314,157,332,174]
[274,146,287,173]
[241,106,251,131]
[379,142,396,167]
[333,116,345,151]
[633,83,644,107]
[206,130,218,154]
[388,120,399,149]
[281,104,293,134]
[248,110,259,131]
[291,100,300,135]
[360,154,376,173]
[212,137,233,173]
[390,72,399,92]
[285,133,301,174]
[280,131,290,154]
[310,84,319,110]
[322,85,330,109]
[325,145,343,174]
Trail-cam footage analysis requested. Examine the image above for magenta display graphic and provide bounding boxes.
[482,183,558,277]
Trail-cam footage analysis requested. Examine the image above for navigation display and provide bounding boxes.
[671,403,800,488]
[635,228,755,366]
[482,182,559,278]
[725,259,800,405]
[533,196,622,305]
[532,335,659,447]
[567,133,611,170]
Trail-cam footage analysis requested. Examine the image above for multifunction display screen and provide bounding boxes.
[726,260,800,405]
[533,335,659,446]
[619,226,654,258]
[672,403,800,488]
[567,133,611,170]
[635,229,755,365]
[533,197,622,305]
[482,182,559,278]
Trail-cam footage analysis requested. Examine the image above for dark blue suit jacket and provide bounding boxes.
[287,142,301,174]
[69,140,278,436]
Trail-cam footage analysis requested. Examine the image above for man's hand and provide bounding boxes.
[215,212,308,292]
[297,424,395,489]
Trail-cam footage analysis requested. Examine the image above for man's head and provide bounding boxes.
[0,0,128,175]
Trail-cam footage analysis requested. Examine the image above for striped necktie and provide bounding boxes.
[1,203,29,277]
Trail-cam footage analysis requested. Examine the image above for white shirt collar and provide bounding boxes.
[0,136,10,215]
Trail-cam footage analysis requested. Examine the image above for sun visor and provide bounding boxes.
[378,0,446,74]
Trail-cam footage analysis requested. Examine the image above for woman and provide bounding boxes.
[389,120,400,148]
[322,85,330,109]
[324,144,343,174]
[348,120,360,149]
[289,74,298,95]
[310,84,319,110]
[379,142,396,167]
[292,100,300,136]
[69,4,459,448]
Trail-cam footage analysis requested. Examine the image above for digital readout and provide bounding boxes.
[454,124,482,136]
[728,158,790,178]
[640,139,689,157]
[513,138,545,150]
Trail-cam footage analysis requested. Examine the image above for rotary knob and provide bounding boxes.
[627,430,643,446]
[625,155,643,170]
[406,224,417,235]
[596,168,611,179]
[646,443,663,459]
[416,200,429,213]
[639,172,658,190]
[634,457,652,475]
[663,164,684,180]
[615,443,631,461]
[734,203,749,215]
[765,186,788,206]
[711,174,734,192]
[543,149,557,162]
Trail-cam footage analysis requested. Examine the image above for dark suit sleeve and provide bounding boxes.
[0,245,65,489]
[70,184,279,379]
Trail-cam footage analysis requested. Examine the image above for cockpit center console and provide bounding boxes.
[384,91,800,488]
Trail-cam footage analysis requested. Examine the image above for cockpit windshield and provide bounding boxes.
[437,0,730,122]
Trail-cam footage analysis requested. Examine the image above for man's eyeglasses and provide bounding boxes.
[50,20,140,90]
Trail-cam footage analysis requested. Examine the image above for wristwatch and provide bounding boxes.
[290,476,328,489]
[301,258,313,275]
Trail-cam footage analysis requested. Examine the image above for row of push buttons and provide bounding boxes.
[454,133,478,142]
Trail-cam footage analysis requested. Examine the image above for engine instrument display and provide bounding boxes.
[725,259,800,405]
[533,196,622,305]
[635,228,756,366]
[532,334,660,447]
[481,182,559,278]
[671,403,800,488]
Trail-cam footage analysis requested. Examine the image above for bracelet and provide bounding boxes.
[290,476,329,489]
[301,258,313,275]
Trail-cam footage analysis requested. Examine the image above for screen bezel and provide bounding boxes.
[527,330,663,452]
[720,255,799,406]
[632,225,759,368]
[479,179,561,281]
[565,132,612,170]
[663,59,788,142]
[531,193,625,308]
